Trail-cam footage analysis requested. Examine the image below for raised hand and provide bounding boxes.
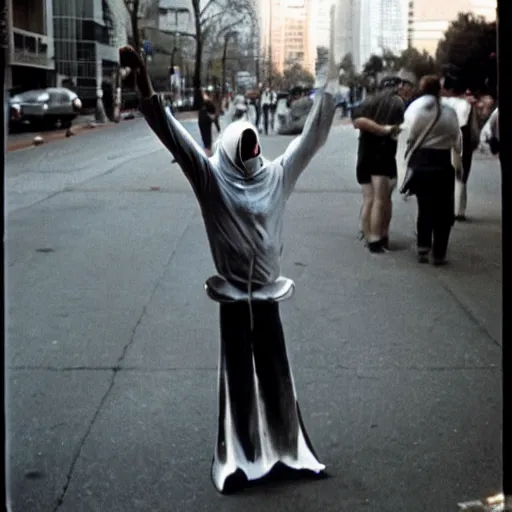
[119,45,145,71]
[119,46,153,98]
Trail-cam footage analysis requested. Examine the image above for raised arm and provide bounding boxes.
[276,78,337,197]
[119,46,211,194]
[140,95,211,191]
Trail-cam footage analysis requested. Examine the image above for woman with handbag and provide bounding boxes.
[400,75,463,266]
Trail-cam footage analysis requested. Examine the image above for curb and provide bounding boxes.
[7,121,117,153]
[7,109,199,153]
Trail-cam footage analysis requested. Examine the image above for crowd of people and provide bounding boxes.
[193,69,500,268]
[352,70,499,265]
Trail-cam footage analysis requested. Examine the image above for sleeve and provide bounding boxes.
[140,94,211,193]
[351,96,371,121]
[274,81,337,197]
[403,101,422,145]
[490,109,499,140]
[389,97,405,125]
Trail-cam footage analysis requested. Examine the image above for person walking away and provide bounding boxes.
[253,94,262,132]
[441,77,480,221]
[352,77,405,253]
[481,107,499,156]
[269,89,278,132]
[260,87,271,135]
[401,75,462,265]
[198,90,221,157]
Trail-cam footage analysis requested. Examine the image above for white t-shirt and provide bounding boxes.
[441,96,472,127]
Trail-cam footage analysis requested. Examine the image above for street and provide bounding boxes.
[6,116,502,511]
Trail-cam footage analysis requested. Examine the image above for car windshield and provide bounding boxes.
[12,90,49,103]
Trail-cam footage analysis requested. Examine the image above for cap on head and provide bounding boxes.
[379,75,401,90]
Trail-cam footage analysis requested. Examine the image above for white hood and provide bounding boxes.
[216,119,263,178]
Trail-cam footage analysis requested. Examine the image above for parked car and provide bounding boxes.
[9,87,82,131]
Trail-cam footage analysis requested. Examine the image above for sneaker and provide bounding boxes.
[418,253,429,263]
[381,236,390,251]
[417,248,430,263]
[455,215,467,222]
[368,240,384,253]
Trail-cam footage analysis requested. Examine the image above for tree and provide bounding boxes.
[363,54,384,77]
[339,52,358,86]
[436,12,496,93]
[398,47,437,80]
[123,0,149,54]
[381,49,400,71]
[282,61,315,89]
[189,0,254,108]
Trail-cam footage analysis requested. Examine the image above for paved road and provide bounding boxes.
[6,116,502,511]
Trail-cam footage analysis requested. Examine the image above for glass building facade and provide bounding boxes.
[53,0,117,103]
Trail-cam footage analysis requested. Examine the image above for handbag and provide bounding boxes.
[400,99,441,195]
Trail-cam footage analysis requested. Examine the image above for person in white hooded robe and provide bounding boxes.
[119,45,338,494]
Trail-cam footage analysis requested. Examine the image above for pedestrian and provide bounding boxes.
[352,75,405,253]
[481,107,499,156]
[119,44,338,494]
[253,94,261,132]
[260,87,271,135]
[269,88,278,131]
[400,75,462,265]
[441,76,480,221]
[198,89,221,157]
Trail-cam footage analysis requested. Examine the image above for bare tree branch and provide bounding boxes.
[200,0,217,18]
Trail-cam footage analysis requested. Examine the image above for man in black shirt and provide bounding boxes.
[352,78,405,253]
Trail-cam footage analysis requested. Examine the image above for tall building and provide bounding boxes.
[411,0,496,55]
[333,0,361,68]
[334,0,406,70]
[260,0,316,77]
[6,0,56,92]
[315,0,334,49]
[52,0,129,104]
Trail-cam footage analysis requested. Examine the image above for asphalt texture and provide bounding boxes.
[6,114,502,511]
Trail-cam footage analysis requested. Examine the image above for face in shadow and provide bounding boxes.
[238,128,260,162]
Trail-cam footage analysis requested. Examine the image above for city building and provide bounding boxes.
[411,0,496,55]
[52,0,130,105]
[333,0,361,68]
[333,0,407,70]
[6,0,56,93]
[139,0,196,91]
[315,0,334,49]
[259,0,316,77]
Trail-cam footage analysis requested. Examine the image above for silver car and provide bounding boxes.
[9,87,82,130]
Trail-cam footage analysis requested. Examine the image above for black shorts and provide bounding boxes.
[356,153,397,185]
